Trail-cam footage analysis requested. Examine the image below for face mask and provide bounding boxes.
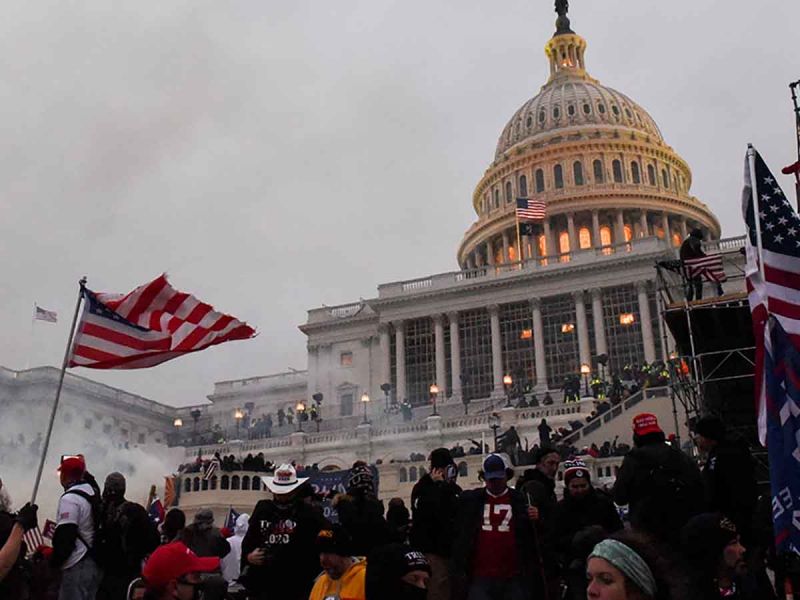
[398,582,428,600]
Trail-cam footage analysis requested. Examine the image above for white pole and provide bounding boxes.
[26,304,35,370]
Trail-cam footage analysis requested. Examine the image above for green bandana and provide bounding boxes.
[589,539,657,597]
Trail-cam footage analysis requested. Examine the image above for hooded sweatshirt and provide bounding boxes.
[308,558,366,600]
[221,513,249,582]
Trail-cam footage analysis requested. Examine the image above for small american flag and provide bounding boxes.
[683,254,728,282]
[34,305,57,323]
[68,275,256,370]
[22,519,55,557]
[516,198,546,222]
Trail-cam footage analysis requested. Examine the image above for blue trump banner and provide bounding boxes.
[298,465,379,524]
[765,317,800,556]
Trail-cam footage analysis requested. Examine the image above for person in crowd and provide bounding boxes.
[681,513,777,600]
[366,543,431,600]
[680,228,723,300]
[0,480,37,593]
[613,413,704,548]
[587,530,687,600]
[335,463,389,556]
[96,472,160,600]
[386,498,410,544]
[452,454,542,600]
[141,540,221,600]
[179,509,230,559]
[51,455,103,600]
[220,512,249,584]
[308,525,366,600]
[537,419,552,447]
[554,460,623,600]
[410,447,462,600]
[161,508,186,545]
[241,463,329,600]
[516,446,561,599]
[692,415,758,544]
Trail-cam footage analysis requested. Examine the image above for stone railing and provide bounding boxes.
[178,470,267,495]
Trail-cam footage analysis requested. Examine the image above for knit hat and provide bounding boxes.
[316,524,352,556]
[347,464,376,496]
[563,459,590,485]
[429,448,454,469]
[632,413,663,436]
[694,415,726,442]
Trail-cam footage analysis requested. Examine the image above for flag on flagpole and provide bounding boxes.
[741,147,800,445]
[763,317,800,555]
[148,495,165,525]
[515,198,546,222]
[224,506,240,530]
[34,305,58,323]
[67,274,256,370]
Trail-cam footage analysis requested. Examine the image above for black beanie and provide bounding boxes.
[429,448,454,469]
[694,415,726,442]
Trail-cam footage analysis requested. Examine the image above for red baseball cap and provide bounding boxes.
[143,542,220,589]
[57,455,86,478]
[632,413,663,436]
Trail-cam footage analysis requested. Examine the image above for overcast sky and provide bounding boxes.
[1,0,797,407]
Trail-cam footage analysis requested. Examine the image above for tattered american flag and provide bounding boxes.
[683,254,728,283]
[741,148,800,445]
[68,275,256,370]
[516,197,546,222]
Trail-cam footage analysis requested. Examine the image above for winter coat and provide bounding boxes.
[702,438,758,543]
[221,513,249,583]
[308,558,366,600]
[553,488,623,564]
[240,498,328,600]
[409,474,461,557]
[680,235,704,261]
[334,493,390,557]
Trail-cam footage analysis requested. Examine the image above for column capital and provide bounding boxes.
[487,304,500,315]
[571,290,586,302]
[635,281,651,294]
[377,323,390,334]
[307,343,320,353]
[391,319,405,331]
[431,313,445,325]
[447,311,460,322]
[589,287,603,300]
[529,298,542,310]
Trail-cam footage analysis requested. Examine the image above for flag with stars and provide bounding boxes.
[742,147,800,444]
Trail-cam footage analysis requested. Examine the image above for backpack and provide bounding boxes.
[62,488,107,568]
[634,451,696,536]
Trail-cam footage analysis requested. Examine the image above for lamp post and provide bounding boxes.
[172,418,182,445]
[296,402,306,432]
[429,384,439,416]
[234,408,244,438]
[360,393,370,424]
[580,363,591,396]
[503,374,513,407]
[489,412,501,452]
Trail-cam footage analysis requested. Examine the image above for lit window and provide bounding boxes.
[654,226,665,239]
[538,234,547,258]
[508,245,517,262]
[624,225,632,242]
[579,227,592,249]
[340,352,353,367]
[561,323,575,333]
[600,226,612,246]
[672,232,682,247]
[554,164,564,189]
[619,313,636,325]
[573,161,584,186]
[520,329,533,340]
[559,231,570,254]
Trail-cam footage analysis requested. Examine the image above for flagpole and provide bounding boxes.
[790,80,800,210]
[747,145,768,296]
[31,277,87,504]
[26,304,35,370]
[515,210,523,267]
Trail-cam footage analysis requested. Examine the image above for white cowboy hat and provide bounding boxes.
[265,463,309,495]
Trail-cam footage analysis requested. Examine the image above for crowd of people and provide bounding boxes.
[0,411,791,600]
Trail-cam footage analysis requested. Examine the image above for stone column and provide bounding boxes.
[448,312,462,399]
[567,212,577,254]
[639,211,649,237]
[394,321,407,403]
[502,231,510,264]
[543,219,553,258]
[489,304,504,395]
[307,344,319,398]
[466,254,475,270]
[486,239,495,266]
[592,210,601,249]
[574,291,591,369]
[433,314,447,397]
[680,218,688,240]
[590,288,608,357]
[637,283,657,363]
[661,212,670,241]
[531,299,548,390]
[379,324,391,388]
[616,210,626,244]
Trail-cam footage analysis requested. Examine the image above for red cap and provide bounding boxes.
[632,413,663,436]
[57,455,86,478]
[143,542,220,589]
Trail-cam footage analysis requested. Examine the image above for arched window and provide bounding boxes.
[458,461,468,476]
[579,227,592,249]
[583,103,591,114]
[231,475,240,490]
[221,475,230,490]
[624,224,633,242]
[593,160,604,183]
[193,477,200,492]
[202,478,209,491]
[505,181,513,203]
[612,160,623,183]
[409,467,417,481]
[252,476,261,491]
[662,168,671,188]
[672,232,682,247]
[554,165,564,189]
[519,175,528,198]
[184,478,191,493]
[399,467,407,482]
[559,231,570,254]
[210,476,217,490]
[493,188,500,209]
[647,164,656,186]
[535,169,545,193]
[567,104,575,116]
[600,226,612,247]
[573,161,584,186]
[242,476,250,491]
[631,161,641,184]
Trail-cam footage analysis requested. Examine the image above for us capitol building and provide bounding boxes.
[1,6,739,511]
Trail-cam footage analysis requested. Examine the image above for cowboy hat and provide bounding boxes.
[265,463,309,495]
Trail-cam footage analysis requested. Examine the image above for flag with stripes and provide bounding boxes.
[741,148,800,444]
[516,198,546,222]
[683,253,728,282]
[68,274,256,370]
[34,305,58,323]
[22,519,55,557]
[203,459,219,481]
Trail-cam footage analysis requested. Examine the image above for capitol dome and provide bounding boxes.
[457,14,720,269]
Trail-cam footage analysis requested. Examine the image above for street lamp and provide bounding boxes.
[489,412,501,452]
[503,374,513,407]
[173,418,183,429]
[360,393,370,424]
[580,363,591,396]
[429,384,439,416]
[234,408,244,438]
[295,402,306,432]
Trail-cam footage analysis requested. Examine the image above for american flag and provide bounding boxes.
[683,254,728,283]
[203,459,219,481]
[516,197,546,222]
[763,317,800,555]
[34,305,57,323]
[68,275,256,370]
[741,148,800,444]
[224,506,240,530]
[22,519,56,557]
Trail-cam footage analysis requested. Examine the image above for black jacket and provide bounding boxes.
[680,235,704,261]
[613,439,705,544]
[240,498,328,600]
[703,438,758,542]
[553,488,623,564]
[179,524,230,559]
[409,474,461,557]
[451,487,542,598]
[335,493,390,557]
[100,500,160,576]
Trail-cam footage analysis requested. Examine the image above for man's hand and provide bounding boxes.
[527,506,539,522]
[15,503,38,532]
[430,467,445,482]
[247,548,265,565]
